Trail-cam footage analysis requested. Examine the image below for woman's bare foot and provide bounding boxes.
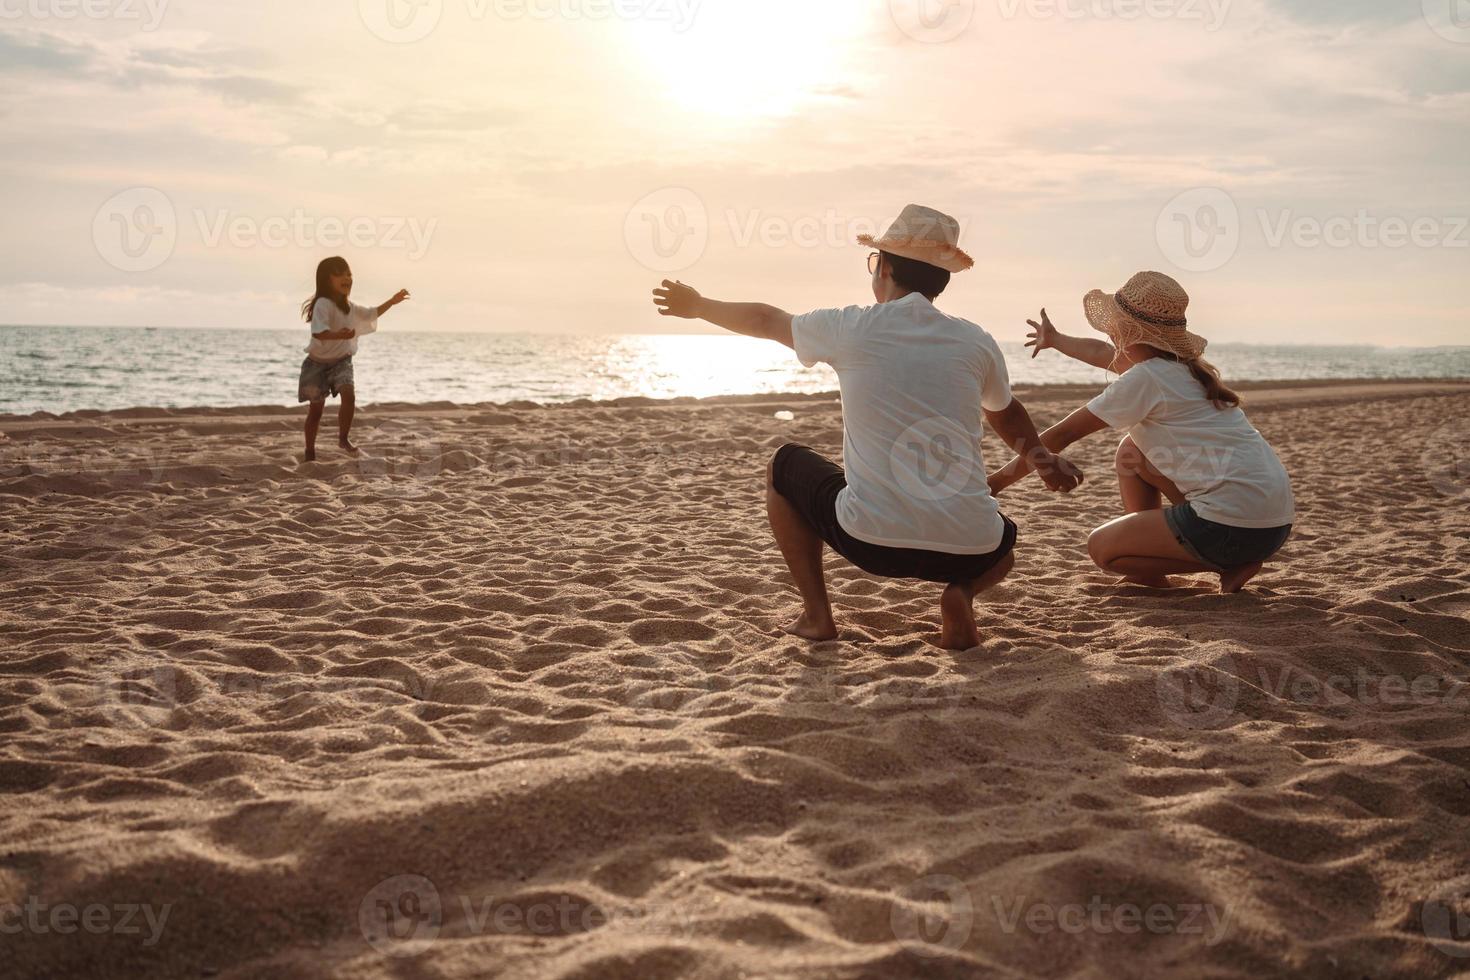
[784,609,837,642]
[1121,574,1174,589]
[338,438,360,457]
[303,449,317,463]
[1219,562,1263,594]
[939,584,982,651]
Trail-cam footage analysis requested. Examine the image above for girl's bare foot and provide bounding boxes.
[1121,574,1174,589]
[784,610,837,642]
[1219,562,1263,594]
[338,439,360,457]
[938,584,982,651]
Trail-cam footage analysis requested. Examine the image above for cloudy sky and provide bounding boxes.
[1,0,1467,345]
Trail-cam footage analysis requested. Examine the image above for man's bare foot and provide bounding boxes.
[338,439,360,457]
[784,610,837,642]
[939,584,982,651]
[1219,562,1263,594]
[1121,574,1174,589]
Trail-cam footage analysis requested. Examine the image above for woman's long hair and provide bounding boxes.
[1146,347,1242,409]
[301,256,351,323]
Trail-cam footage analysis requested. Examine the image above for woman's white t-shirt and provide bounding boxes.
[1087,359,1295,528]
[305,298,378,362]
[792,293,1014,555]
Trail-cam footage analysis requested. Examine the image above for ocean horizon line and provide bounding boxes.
[2,323,1467,352]
[6,377,1466,424]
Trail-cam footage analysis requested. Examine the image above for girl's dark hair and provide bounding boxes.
[881,251,951,301]
[1149,348,1242,410]
[301,256,351,323]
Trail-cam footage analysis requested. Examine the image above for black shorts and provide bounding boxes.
[771,444,1017,586]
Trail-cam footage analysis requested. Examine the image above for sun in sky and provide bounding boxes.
[623,0,869,119]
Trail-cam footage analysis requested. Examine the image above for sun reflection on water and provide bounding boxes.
[583,334,838,401]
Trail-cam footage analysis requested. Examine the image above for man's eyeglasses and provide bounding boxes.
[867,251,881,275]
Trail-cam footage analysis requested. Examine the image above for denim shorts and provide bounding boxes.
[298,356,354,403]
[1164,501,1292,571]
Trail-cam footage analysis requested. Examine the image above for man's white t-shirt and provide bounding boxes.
[306,298,379,362]
[1087,358,1295,528]
[792,293,1014,555]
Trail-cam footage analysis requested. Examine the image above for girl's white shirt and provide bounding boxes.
[306,298,379,362]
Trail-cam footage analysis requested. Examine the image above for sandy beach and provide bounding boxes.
[2,379,1468,979]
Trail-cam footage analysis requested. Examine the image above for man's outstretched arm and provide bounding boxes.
[989,405,1107,495]
[653,280,795,349]
[984,398,1085,494]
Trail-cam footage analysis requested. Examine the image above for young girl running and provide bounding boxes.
[989,271,1294,594]
[298,256,409,461]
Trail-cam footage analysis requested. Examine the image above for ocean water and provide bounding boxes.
[2,325,1468,417]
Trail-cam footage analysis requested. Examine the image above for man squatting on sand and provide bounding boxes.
[653,205,1084,650]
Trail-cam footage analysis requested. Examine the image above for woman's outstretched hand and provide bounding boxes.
[1025,308,1058,359]
[653,280,701,319]
[389,289,411,307]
